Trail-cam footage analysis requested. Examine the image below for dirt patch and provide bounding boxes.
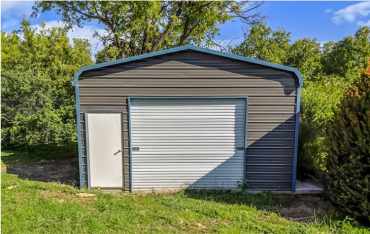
[40,191,74,200]
[277,194,334,221]
[5,158,78,186]
[40,190,97,204]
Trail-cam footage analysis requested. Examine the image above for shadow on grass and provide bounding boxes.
[1,144,79,187]
[184,189,335,221]
[1,144,76,163]
[184,189,282,210]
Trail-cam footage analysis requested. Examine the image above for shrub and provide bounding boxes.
[1,22,91,147]
[299,76,352,179]
[326,73,370,224]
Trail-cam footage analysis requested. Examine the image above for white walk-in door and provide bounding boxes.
[130,98,246,190]
[87,113,123,188]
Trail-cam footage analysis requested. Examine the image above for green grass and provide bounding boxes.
[2,174,369,234]
[1,147,368,233]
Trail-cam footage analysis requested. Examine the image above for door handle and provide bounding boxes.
[113,149,122,155]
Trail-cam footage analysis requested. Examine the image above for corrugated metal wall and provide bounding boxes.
[79,113,88,186]
[78,50,297,191]
[129,98,246,190]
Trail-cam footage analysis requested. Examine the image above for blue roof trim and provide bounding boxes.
[72,44,303,87]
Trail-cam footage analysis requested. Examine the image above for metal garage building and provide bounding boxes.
[72,45,303,192]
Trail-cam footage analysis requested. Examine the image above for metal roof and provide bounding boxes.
[73,44,303,87]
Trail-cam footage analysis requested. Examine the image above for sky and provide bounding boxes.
[1,1,369,56]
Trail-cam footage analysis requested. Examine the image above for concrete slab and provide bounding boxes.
[247,180,323,194]
[295,180,323,194]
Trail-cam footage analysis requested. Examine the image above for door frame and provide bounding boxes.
[127,96,248,191]
[85,112,124,190]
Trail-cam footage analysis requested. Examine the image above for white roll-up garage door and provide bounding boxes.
[129,98,246,191]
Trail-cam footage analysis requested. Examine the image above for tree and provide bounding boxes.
[287,39,322,81]
[233,23,290,64]
[322,26,370,76]
[34,1,261,61]
[326,73,370,224]
[1,21,92,146]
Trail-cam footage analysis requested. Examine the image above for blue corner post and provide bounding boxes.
[72,72,86,188]
[291,77,303,192]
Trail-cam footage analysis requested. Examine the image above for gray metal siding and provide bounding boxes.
[122,98,130,191]
[78,50,297,191]
[79,113,88,186]
[79,87,295,97]
[130,98,245,190]
[80,51,296,78]
[79,100,130,191]
[79,78,295,88]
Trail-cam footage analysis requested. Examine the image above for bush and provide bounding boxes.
[1,22,91,147]
[326,73,370,224]
[299,76,352,179]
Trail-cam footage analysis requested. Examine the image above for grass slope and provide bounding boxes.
[2,173,369,234]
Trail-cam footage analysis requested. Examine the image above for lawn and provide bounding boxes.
[1,148,369,234]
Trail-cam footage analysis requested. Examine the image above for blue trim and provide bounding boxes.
[84,113,91,189]
[244,98,249,187]
[74,75,86,188]
[291,86,301,192]
[72,45,303,88]
[127,97,133,192]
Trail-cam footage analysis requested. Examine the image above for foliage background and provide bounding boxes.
[1,3,369,223]
[1,21,91,147]
[2,19,369,177]
[233,25,369,179]
[325,74,370,224]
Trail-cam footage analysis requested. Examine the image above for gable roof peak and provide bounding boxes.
[73,44,303,87]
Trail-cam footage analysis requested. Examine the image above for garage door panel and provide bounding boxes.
[134,146,242,151]
[133,179,243,184]
[132,142,238,145]
[132,130,245,134]
[132,126,244,130]
[131,99,245,105]
[130,98,246,190]
[132,159,243,163]
[132,162,244,169]
[131,109,242,113]
[132,136,237,140]
[133,183,241,189]
[132,126,245,130]
[131,119,242,123]
[131,154,243,159]
[132,112,244,115]
[133,151,244,154]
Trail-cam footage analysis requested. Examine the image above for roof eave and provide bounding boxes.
[72,44,303,87]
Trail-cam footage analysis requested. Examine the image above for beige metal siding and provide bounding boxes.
[78,50,297,191]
